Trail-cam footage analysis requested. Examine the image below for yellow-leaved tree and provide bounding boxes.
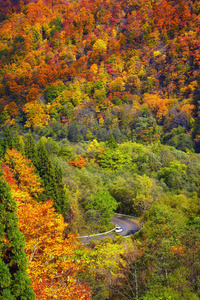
[23,101,50,130]
[4,149,43,199]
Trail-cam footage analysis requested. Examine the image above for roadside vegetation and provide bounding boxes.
[1,129,200,299]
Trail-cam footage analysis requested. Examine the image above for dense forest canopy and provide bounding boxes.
[0,0,200,299]
[0,0,200,151]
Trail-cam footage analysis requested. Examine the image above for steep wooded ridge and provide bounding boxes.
[0,1,200,300]
[0,0,200,151]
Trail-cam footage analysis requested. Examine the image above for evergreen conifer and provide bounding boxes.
[36,140,69,217]
[35,140,59,202]
[0,174,35,299]
[3,127,13,152]
[107,133,117,148]
[0,140,4,159]
[54,162,69,218]
[24,131,36,164]
[13,134,24,155]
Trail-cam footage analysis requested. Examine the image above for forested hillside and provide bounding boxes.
[0,0,200,299]
[0,0,200,151]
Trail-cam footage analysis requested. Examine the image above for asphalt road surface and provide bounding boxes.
[112,215,141,236]
[79,215,141,244]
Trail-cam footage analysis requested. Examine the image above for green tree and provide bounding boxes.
[12,134,24,155]
[158,160,187,190]
[134,174,155,214]
[44,83,65,103]
[84,191,118,228]
[0,174,35,299]
[98,148,132,170]
[54,162,69,218]
[68,122,80,142]
[35,139,58,202]
[141,202,200,299]
[45,137,60,155]
[24,131,36,164]
[35,140,69,218]
[162,126,194,152]
[0,140,4,159]
[107,133,117,149]
[110,175,136,215]
[3,127,13,152]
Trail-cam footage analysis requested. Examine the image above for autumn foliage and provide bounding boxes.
[1,1,200,297]
[4,149,43,199]
[69,156,86,168]
[2,148,91,300]
[18,200,91,300]
[0,0,199,142]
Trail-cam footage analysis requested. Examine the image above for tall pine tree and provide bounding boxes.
[35,139,59,202]
[24,131,36,164]
[13,134,24,155]
[35,140,69,218]
[107,133,117,149]
[54,162,69,218]
[0,139,4,159]
[0,173,35,299]
[3,127,13,154]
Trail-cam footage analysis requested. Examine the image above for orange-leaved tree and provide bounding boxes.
[3,149,91,300]
[142,93,177,121]
[69,156,86,168]
[18,200,91,300]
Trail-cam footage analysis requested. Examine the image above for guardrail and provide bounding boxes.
[78,227,116,239]
[78,213,144,239]
[114,213,144,236]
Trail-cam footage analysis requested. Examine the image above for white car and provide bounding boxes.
[115,226,123,233]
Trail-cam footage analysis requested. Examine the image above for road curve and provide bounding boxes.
[79,215,141,244]
[112,215,141,236]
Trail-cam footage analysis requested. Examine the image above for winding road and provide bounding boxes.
[112,215,141,236]
[79,214,141,244]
